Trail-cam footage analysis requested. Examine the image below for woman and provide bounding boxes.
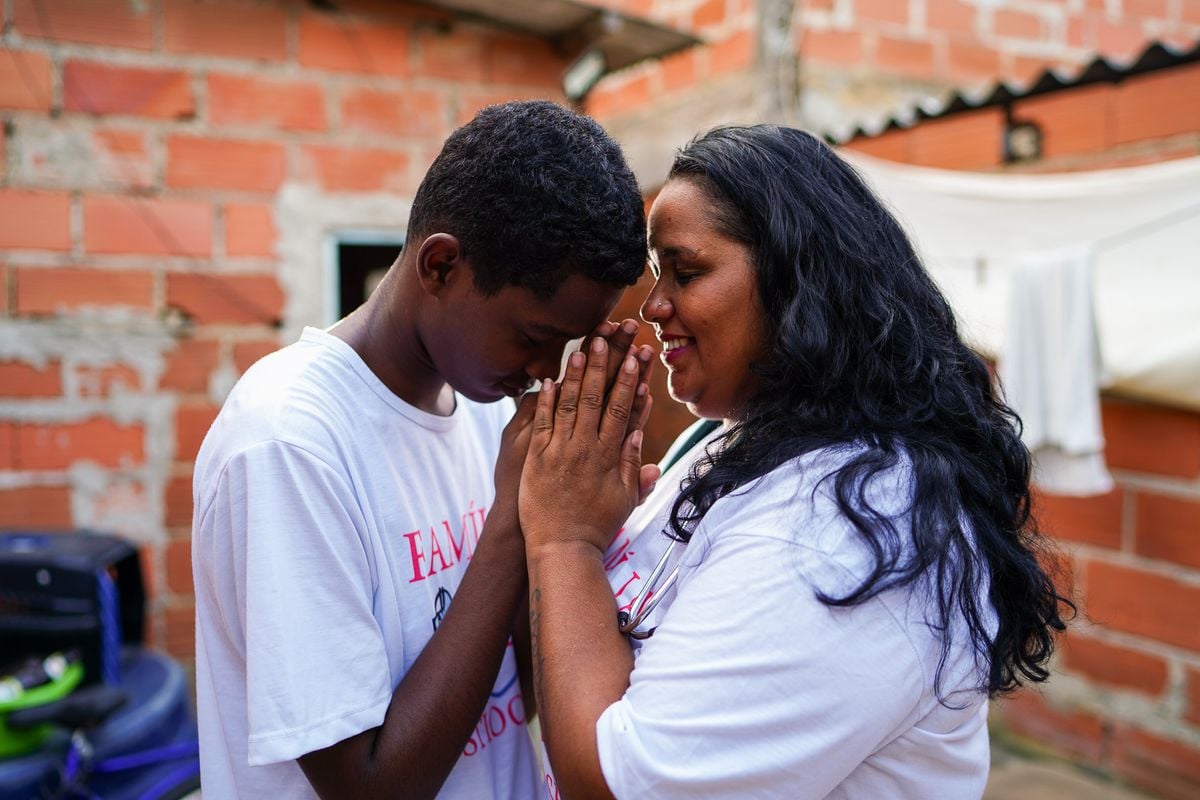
[518,125,1070,799]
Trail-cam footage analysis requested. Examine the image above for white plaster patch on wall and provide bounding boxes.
[0,315,176,409]
[207,359,239,405]
[275,183,412,342]
[7,117,154,191]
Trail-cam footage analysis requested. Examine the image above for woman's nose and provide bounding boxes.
[640,285,671,323]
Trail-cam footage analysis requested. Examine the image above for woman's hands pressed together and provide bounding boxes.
[519,336,659,556]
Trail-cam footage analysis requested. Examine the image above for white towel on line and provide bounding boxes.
[998,244,1113,496]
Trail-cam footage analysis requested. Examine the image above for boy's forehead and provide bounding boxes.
[511,274,624,337]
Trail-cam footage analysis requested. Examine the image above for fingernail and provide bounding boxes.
[542,379,552,392]
[623,355,636,373]
[636,383,648,397]
[592,337,606,354]
[622,320,637,335]
[631,430,643,447]
[569,351,584,368]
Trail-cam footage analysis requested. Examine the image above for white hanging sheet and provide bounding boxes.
[842,152,1200,415]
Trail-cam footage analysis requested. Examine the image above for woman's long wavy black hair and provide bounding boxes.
[665,125,1071,698]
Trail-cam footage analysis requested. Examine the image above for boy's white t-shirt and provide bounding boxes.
[193,327,538,800]
[542,421,992,800]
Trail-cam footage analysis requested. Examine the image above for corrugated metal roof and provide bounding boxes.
[835,39,1200,144]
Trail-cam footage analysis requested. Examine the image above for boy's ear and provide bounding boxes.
[415,233,466,297]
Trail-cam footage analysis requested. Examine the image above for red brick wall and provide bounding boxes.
[584,0,1200,118]
[0,0,567,668]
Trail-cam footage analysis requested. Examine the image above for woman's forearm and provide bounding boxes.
[527,541,633,800]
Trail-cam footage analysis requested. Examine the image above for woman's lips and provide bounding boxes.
[660,336,694,366]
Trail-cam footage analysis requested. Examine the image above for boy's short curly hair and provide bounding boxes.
[406,100,647,298]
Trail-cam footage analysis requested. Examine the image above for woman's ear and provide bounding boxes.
[415,233,465,297]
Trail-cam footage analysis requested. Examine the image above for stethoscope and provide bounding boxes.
[616,538,682,640]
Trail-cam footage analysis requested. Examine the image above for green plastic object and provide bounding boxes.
[0,657,84,759]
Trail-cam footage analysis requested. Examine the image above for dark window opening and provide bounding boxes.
[337,242,402,318]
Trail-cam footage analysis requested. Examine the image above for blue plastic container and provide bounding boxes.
[0,648,199,800]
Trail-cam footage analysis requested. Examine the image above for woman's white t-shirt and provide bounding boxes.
[552,421,993,800]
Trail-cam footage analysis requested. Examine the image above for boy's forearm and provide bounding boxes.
[299,510,528,800]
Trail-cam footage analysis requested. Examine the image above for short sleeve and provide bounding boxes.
[202,440,393,766]
[594,529,926,800]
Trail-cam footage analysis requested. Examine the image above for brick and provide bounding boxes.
[16,267,155,314]
[0,423,12,470]
[945,40,1002,82]
[340,87,446,138]
[0,359,62,397]
[207,73,326,132]
[992,689,1106,762]
[17,418,145,470]
[1033,487,1123,549]
[1059,633,1169,695]
[13,0,153,50]
[233,338,280,373]
[64,61,194,120]
[660,48,699,93]
[0,190,72,251]
[225,203,276,258]
[587,74,651,120]
[166,272,284,325]
[165,473,195,528]
[455,90,534,126]
[74,363,142,397]
[857,0,909,25]
[165,538,194,594]
[800,29,864,68]
[0,486,74,530]
[0,49,53,112]
[1014,85,1113,158]
[1113,64,1200,145]
[1094,18,1149,60]
[709,29,755,74]
[840,130,912,162]
[160,338,221,393]
[164,0,287,61]
[924,0,976,36]
[1187,667,1200,726]
[908,108,1004,169]
[415,27,487,81]
[1101,399,1200,479]
[993,8,1043,39]
[0,265,8,315]
[1111,726,1200,800]
[487,34,564,87]
[175,402,219,462]
[1135,492,1200,569]
[162,604,196,659]
[1126,0,1170,15]
[693,0,727,30]
[93,129,154,189]
[875,36,936,79]
[84,195,212,257]
[166,135,287,193]
[299,12,411,75]
[299,145,410,193]
[1084,560,1200,652]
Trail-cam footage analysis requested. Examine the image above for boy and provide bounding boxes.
[192,101,648,799]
